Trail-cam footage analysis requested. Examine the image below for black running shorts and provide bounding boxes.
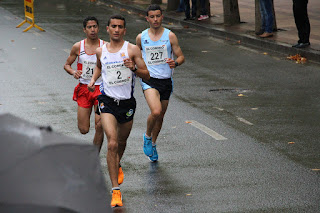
[97,95,136,124]
[141,77,173,100]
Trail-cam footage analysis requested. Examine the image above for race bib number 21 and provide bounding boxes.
[81,61,96,79]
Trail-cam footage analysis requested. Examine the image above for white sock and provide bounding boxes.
[152,142,156,146]
[145,133,152,139]
[112,187,120,191]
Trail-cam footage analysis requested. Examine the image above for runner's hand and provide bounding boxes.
[87,81,95,92]
[123,58,135,71]
[73,70,82,79]
[166,58,176,69]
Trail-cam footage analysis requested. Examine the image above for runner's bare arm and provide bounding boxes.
[167,32,185,68]
[64,42,82,79]
[129,44,150,81]
[136,33,142,50]
[88,47,102,92]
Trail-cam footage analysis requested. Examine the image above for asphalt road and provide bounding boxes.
[0,0,319,212]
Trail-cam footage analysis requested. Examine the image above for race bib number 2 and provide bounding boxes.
[106,63,132,87]
[145,45,168,66]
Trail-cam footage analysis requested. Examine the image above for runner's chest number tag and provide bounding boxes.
[81,60,96,79]
[145,45,168,66]
[106,63,132,87]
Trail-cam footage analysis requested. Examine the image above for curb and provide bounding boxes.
[181,20,320,64]
[103,0,320,64]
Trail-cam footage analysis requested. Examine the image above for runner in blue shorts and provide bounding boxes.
[136,4,185,162]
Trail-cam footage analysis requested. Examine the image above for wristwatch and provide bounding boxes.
[175,61,179,67]
[131,67,137,72]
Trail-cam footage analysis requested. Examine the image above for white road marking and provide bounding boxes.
[238,45,260,54]
[213,107,254,126]
[208,36,224,44]
[213,107,224,111]
[186,120,227,140]
[236,116,253,125]
[32,31,41,36]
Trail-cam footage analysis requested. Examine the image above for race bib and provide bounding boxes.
[105,62,132,87]
[81,60,96,79]
[145,45,168,66]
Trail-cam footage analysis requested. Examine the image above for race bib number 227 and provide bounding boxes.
[145,45,168,66]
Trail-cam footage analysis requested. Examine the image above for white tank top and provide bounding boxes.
[77,39,104,85]
[100,41,136,100]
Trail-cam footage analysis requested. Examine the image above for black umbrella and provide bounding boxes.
[0,113,111,213]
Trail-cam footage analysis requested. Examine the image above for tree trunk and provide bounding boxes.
[255,0,262,33]
[166,0,178,11]
[223,0,240,26]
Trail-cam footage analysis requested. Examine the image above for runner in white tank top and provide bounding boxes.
[99,41,135,100]
[77,39,104,85]
[64,16,105,151]
[88,14,149,208]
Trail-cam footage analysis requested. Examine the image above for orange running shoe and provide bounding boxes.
[111,190,123,207]
[118,164,124,185]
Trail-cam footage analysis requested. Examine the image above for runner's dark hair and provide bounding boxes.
[107,14,126,28]
[146,4,162,16]
[83,16,99,28]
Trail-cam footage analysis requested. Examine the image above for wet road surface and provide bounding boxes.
[0,0,319,212]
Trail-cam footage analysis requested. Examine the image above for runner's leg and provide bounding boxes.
[77,106,92,134]
[151,100,169,143]
[117,120,133,162]
[144,88,162,137]
[93,105,104,151]
[101,113,120,188]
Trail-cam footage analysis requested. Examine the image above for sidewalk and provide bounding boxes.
[106,0,320,63]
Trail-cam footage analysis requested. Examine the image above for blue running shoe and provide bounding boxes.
[148,145,158,162]
[143,133,153,157]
